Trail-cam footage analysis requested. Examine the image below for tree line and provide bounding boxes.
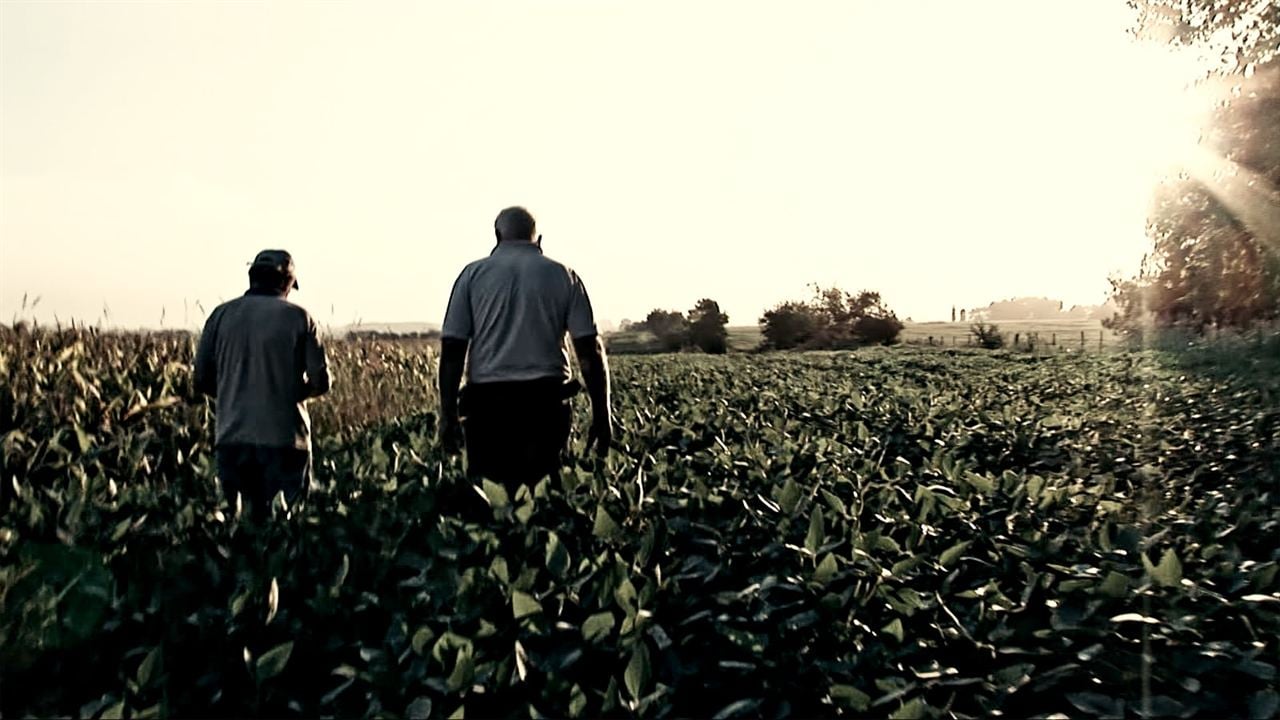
[626,285,905,353]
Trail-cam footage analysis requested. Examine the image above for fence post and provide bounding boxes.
[1051,332,1056,346]
[1099,329,1103,350]
[1080,331,1086,349]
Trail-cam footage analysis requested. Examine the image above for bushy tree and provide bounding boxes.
[759,301,820,350]
[1109,3,1280,336]
[687,298,729,354]
[969,322,1005,349]
[640,309,688,351]
[759,285,902,350]
[1107,178,1280,334]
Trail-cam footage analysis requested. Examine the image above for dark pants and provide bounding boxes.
[216,444,311,517]
[461,378,574,491]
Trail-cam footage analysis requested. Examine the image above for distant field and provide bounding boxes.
[605,319,1121,353]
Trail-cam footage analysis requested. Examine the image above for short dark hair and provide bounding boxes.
[495,206,536,242]
[249,265,292,292]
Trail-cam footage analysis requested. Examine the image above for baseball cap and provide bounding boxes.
[250,249,300,290]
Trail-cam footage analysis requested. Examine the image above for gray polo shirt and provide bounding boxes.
[194,293,330,451]
[442,242,597,384]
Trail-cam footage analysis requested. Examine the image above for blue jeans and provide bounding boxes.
[216,444,311,517]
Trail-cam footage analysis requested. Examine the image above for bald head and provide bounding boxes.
[495,206,536,243]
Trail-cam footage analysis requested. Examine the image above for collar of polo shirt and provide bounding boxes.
[493,240,543,254]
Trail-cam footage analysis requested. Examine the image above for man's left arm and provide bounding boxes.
[438,337,468,453]
[438,269,474,453]
[566,270,612,457]
[300,315,331,400]
[193,312,219,398]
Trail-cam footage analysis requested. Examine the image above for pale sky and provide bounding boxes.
[1,1,1208,330]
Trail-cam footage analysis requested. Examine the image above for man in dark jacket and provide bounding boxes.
[438,207,612,490]
[194,250,331,518]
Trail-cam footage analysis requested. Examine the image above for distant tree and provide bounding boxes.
[970,322,1005,349]
[1107,173,1280,335]
[1108,2,1280,336]
[618,319,633,332]
[686,298,729,354]
[759,285,902,350]
[641,309,689,351]
[951,306,956,322]
[959,308,967,322]
[759,301,819,350]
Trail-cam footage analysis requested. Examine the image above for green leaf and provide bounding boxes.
[265,577,279,626]
[1144,548,1182,588]
[939,540,971,567]
[776,478,802,514]
[830,684,871,711]
[814,554,839,584]
[963,472,995,494]
[1238,660,1276,681]
[881,618,905,643]
[582,611,615,644]
[805,507,825,555]
[1249,690,1279,720]
[890,697,928,720]
[406,697,433,720]
[136,646,161,687]
[624,641,651,701]
[1066,691,1123,717]
[512,591,542,619]
[411,626,436,656]
[569,684,588,718]
[546,532,571,577]
[1099,571,1129,598]
[446,644,475,692]
[821,489,845,517]
[254,641,293,683]
[593,506,621,540]
[713,699,763,719]
[480,479,509,508]
[614,578,638,611]
[101,700,125,720]
[1110,613,1160,625]
[110,518,132,542]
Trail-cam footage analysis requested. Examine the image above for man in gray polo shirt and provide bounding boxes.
[194,249,331,519]
[439,206,613,489]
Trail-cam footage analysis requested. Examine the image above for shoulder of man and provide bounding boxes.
[537,251,582,277]
[278,298,320,328]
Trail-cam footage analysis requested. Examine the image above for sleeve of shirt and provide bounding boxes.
[302,313,331,396]
[566,269,598,340]
[193,308,220,396]
[441,267,474,339]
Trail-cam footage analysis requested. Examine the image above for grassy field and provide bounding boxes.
[605,319,1121,354]
[2,327,1277,718]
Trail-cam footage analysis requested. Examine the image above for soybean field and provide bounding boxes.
[2,326,1278,719]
